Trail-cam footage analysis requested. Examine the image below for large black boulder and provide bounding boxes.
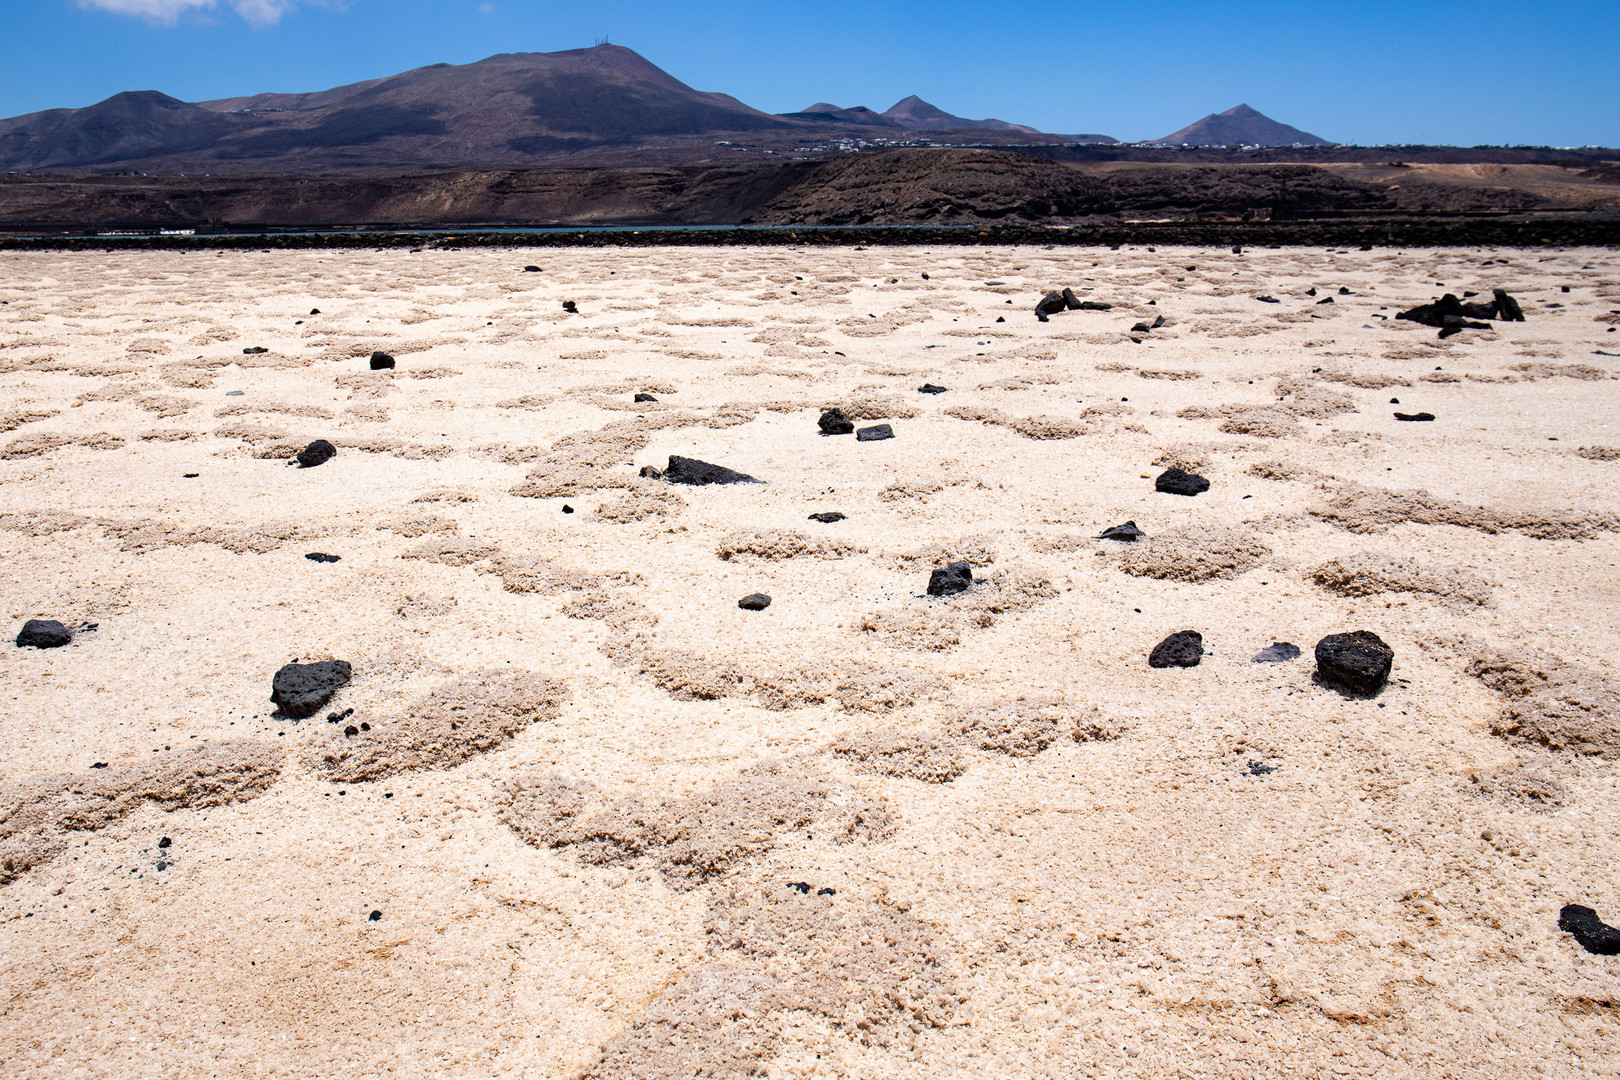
[16,619,71,649]
[1559,904,1620,955]
[927,561,974,597]
[662,455,761,486]
[1155,468,1210,496]
[296,439,337,469]
[271,659,352,719]
[1149,630,1204,668]
[1314,631,1393,695]
[818,408,855,435]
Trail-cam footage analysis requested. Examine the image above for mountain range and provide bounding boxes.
[0,45,1324,173]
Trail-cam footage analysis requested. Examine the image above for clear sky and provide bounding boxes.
[2,0,1615,146]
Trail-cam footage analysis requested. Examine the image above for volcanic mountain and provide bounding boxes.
[1149,104,1331,147]
[0,45,1105,173]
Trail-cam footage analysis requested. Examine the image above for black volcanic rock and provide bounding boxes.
[16,619,71,649]
[738,593,772,611]
[856,424,894,442]
[1061,287,1083,310]
[1035,291,1066,321]
[1559,905,1620,955]
[808,512,846,523]
[1252,642,1301,663]
[1097,521,1146,542]
[1149,630,1204,668]
[1396,293,1465,328]
[818,408,854,434]
[1155,468,1209,496]
[296,439,337,468]
[369,351,395,370]
[1314,631,1393,695]
[634,393,657,403]
[271,659,352,719]
[1394,411,1436,422]
[927,561,974,597]
[1494,288,1525,322]
[918,383,949,394]
[661,455,761,485]
[305,552,342,563]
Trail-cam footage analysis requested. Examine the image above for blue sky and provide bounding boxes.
[2,1,1615,145]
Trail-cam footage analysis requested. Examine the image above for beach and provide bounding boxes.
[1,242,1618,1078]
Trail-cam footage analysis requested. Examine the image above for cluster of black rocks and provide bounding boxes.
[819,409,894,442]
[1035,287,1112,322]
[1144,629,1394,695]
[1397,289,1525,339]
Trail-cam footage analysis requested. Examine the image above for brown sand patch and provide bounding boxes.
[310,669,568,782]
[1464,644,1620,757]
[0,409,59,433]
[716,529,865,561]
[1311,553,1493,605]
[1468,760,1567,809]
[593,486,687,523]
[945,696,1122,756]
[1312,484,1615,539]
[859,570,1057,650]
[830,727,967,782]
[1118,527,1271,583]
[0,742,283,884]
[945,404,1093,440]
[1576,446,1620,461]
[1,432,124,458]
[500,762,889,888]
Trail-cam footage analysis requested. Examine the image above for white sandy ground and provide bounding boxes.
[0,243,1618,1078]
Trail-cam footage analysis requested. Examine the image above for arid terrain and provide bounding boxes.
[2,244,1619,1078]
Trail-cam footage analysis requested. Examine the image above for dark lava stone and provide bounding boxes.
[561,300,578,313]
[296,439,337,469]
[158,837,172,849]
[523,265,541,273]
[1035,291,1066,320]
[856,424,894,442]
[787,882,811,894]
[917,383,949,394]
[634,393,658,403]
[927,561,974,597]
[1131,321,1152,333]
[369,910,383,922]
[1559,905,1620,955]
[1097,521,1145,542]
[369,351,395,370]
[808,512,846,523]
[738,593,772,611]
[305,553,341,563]
[1252,642,1302,664]
[661,455,761,486]
[1394,412,1436,422]
[1314,631,1393,695]
[16,619,71,649]
[818,408,855,435]
[271,659,352,719]
[1155,468,1210,496]
[562,505,574,514]
[242,346,268,355]
[1256,296,1281,303]
[1149,630,1203,669]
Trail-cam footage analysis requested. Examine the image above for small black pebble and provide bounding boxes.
[360,722,370,731]
[90,762,108,769]
[242,346,268,355]
[817,888,836,896]
[309,308,321,315]
[369,910,383,921]
[787,882,811,894]
[1394,412,1436,422]
[296,439,337,468]
[369,351,395,370]
[155,861,168,871]
[561,505,574,514]
[1390,398,1400,404]
[562,300,578,313]
[158,837,171,849]
[344,725,359,737]
[523,265,541,272]
[634,393,657,403]
[305,553,341,563]
[995,316,1005,323]
[183,473,200,478]
[808,512,846,523]
[917,383,949,394]
[856,423,894,442]
[739,593,772,611]
[1246,760,1276,776]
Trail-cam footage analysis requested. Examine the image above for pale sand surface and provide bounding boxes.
[1,244,1619,1077]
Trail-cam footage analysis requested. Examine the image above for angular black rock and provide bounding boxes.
[634,393,658,403]
[1035,291,1066,321]
[1151,315,1166,329]
[1061,287,1083,310]
[1394,412,1436,422]
[523,265,541,272]
[927,561,974,597]
[369,351,395,370]
[818,408,855,435]
[305,552,341,563]
[808,512,846,523]
[1314,631,1393,695]
[738,593,772,611]
[856,424,894,442]
[918,383,949,394]
[16,619,71,649]
[1155,468,1210,496]
[242,346,268,355]
[1396,293,1464,328]
[1256,295,1281,303]
[1558,904,1620,955]
[661,455,761,486]
[561,300,578,313]
[271,659,352,719]
[1252,641,1302,663]
[1097,521,1146,542]
[1494,288,1525,322]
[1149,630,1204,668]
[296,439,337,468]
[1246,760,1276,776]
[1131,321,1152,333]
[369,910,383,921]
[309,308,320,315]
